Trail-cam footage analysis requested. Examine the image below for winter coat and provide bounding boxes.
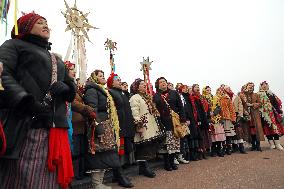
[109,87,135,138]
[220,94,236,122]
[0,35,76,159]
[245,92,265,141]
[182,93,200,138]
[84,82,108,122]
[233,95,244,117]
[129,94,163,143]
[153,89,186,131]
[71,92,94,135]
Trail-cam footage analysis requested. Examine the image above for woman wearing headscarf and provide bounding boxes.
[0,13,76,189]
[65,61,96,180]
[220,86,237,155]
[106,73,134,188]
[258,81,284,150]
[84,70,120,189]
[153,77,186,171]
[190,84,211,159]
[129,78,164,178]
[210,88,227,157]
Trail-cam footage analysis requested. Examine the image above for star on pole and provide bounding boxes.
[61,0,98,42]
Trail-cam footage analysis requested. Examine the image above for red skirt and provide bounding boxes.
[263,122,284,136]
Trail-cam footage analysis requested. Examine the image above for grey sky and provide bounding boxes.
[1,0,283,101]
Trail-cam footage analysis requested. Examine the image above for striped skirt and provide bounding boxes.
[223,120,236,137]
[0,129,60,189]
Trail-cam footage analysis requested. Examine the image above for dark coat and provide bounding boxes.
[182,93,200,139]
[109,87,135,138]
[83,82,120,169]
[193,97,209,129]
[0,35,76,159]
[153,89,186,131]
[84,81,108,122]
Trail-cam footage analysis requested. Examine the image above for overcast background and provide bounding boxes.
[1,0,283,102]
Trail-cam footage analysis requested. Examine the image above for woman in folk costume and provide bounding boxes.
[258,81,284,150]
[153,77,186,171]
[190,84,211,159]
[244,82,265,151]
[84,70,120,189]
[106,73,135,188]
[182,85,202,161]
[204,87,226,157]
[129,79,164,177]
[219,86,237,155]
[175,85,191,164]
[68,62,96,180]
[232,90,249,154]
[0,13,76,189]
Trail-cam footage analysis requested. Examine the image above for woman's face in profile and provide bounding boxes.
[30,18,50,40]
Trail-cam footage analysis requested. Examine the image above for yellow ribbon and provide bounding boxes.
[14,0,18,35]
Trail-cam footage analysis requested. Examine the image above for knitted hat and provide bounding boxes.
[130,78,143,94]
[107,73,118,89]
[11,12,45,39]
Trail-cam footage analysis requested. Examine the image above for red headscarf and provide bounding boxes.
[64,61,75,70]
[11,12,45,39]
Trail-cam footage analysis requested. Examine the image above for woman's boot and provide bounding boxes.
[138,161,156,178]
[113,168,134,188]
[90,170,111,189]
[163,154,172,171]
[169,153,178,170]
[216,142,224,157]
[239,143,247,154]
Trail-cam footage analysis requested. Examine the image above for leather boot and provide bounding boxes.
[210,144,217,157]
[113,168,134,188]
[138,161,156,178]
[189,149,198,161]
[232,143,239,153]
[169,154,178,170]
[216,142,224,157]
[256,141,262,152]
[163,154,172,171]
[251,135,257,151]
[226,145,232,155]
[239,143,247,154]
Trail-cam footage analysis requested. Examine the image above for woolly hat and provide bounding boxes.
[107,73,118,89]
[130,78,143,94]
[11,12,45,39]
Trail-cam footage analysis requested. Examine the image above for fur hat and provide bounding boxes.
[11,12,45,39]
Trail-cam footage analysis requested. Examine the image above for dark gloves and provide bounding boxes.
[50,81,70,97]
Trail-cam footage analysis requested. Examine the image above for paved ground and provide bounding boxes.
[109,139,284,189]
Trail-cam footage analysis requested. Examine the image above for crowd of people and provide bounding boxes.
[0,12,283,189]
